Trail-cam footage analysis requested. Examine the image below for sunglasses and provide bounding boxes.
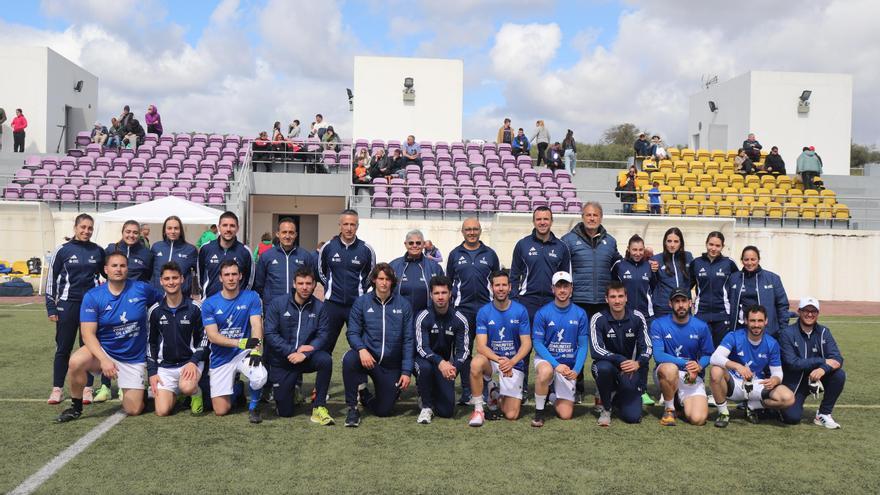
[406,241,423,246]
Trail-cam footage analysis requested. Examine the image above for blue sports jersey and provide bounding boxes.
[475,300,531,372]
[719,329,782,379]
[80,280,163,363]
[532,301,589,371]
[201,289,263,368]
[649,314,714,374]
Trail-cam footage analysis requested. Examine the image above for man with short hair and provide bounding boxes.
[497,118,514,145]
[742,133,763,162]
[778,298,845,428]
[590,281,652,426]
[197,211,254,298]
[197,224,218,249]
[140,224,151,248]
[709,305,795,427]
[633,133,651,164]
[650,288,714,426]
[254,217,315,303]
[531,272,589,427]
[415,275,470,424]
[468,270,532,426]
[512,128,530,157]
[389,229,444,317]
[263,267,334,425]
[423,240,442,263]
[402,135,421,166]
[201,260,267,423]
[318,209,376,354]
[313,113,329,140]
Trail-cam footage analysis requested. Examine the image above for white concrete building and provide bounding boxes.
[352,56,463,142]
[688,71,853,176]
[0,47,98,154]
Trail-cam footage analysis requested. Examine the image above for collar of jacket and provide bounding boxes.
[372,292,396,305]
[404,252,424,263]
[575,223,606,246]
[290,294,316,310]
[160,296,193,311]
[335,235,360,249]
[530,229,558,244]
[742,266,764,278]
[458,241,487,253]
[273,244,300,255]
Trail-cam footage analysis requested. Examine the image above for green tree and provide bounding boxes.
[851,143,880,169]
[601,123,645,147]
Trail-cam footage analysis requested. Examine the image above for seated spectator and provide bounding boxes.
[369,148,388,178]
[650,135,668,161]
[122,118,146,150]
[633,133,652,167]
[497,118,513,145]
[287,119,301,139]
[386,148,405,178]
[764,146,786,175]
[106,117,123,148]
[402,135,421,166]
[615,166,638,214]
[796,146,823,190]
[252,131,272,171]
[512,128,530,157]
[649,181,662,214]
[423,240,442,263]
[545,142,564,171]
[322,126,340,153]
[369,149,405,180]
[734,148,755,175]
[743,133,763,162]
[313,114,329,139]
[90,121,108,146]
[145,105,163,138]
[353,156,372,195]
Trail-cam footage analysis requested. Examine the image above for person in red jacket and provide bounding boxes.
[12,108,27,153]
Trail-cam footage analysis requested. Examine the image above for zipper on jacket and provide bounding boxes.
[379,301,387,364]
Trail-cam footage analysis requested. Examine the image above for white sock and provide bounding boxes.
[664,399,674,410]
[717,401,729,415]
[535,394,547,410]
[472,395,485,412]
[748,398,763,411]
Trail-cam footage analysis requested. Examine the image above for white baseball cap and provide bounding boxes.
[552,271,572,285]
[798,297,820,311]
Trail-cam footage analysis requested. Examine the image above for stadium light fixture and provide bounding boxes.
[708,101,718,113]
[798,90,812,114]
[346,88,354,112]
[800,90,812,102]
[403,77,415,103]
[73,80,84,92]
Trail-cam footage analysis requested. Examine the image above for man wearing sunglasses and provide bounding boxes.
[389,229,444,317]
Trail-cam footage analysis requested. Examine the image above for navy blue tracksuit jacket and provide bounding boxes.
[254,245,315,302]
[446,242,500,317]
[146,297,205,376]
[415,306,470,370]
[649,250,694,317]
[690,253,738,323]
[389,254,445,317]
[611,257,653,317]
[347,293,415,375]
[318,236,376,306]
[263,294,329,368]
[150,240,198,295]
[509,229,571,313]
[106,241,154,282]
[197,238,254,297]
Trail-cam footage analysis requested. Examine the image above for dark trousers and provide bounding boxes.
[342,350,401,417]
[415,357,456,418]
[801,171,819,190]
[575,302,609,393]
[458,310,477,395]
[705,319,731,348]
[591,360,643,423]
[536,142,548,168]
[781,369,846,423]
[270,351,332,417]
[53,301,94,388]
[13,131,25,152]
[322,300,353,355]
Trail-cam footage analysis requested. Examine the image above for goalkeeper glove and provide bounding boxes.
[238,338,261,350]
[248,348,262,367]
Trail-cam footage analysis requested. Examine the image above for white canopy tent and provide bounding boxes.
[94,197,225,246]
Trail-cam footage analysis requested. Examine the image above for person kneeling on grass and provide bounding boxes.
[709,305,794,428]
[147,262,207,416]
[201,260,267,424]
[263,267,334,425]
[57,252,163,422]
[468,270,532,427]
[530,271,589,427]
[342,263,414,427]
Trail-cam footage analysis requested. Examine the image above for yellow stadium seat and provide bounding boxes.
[636,171,650,183]
[684,200,700,216]
[713,175,729,189]
[734,202,750,218]
[720,162,735,174]
[702,203,717,216]
[784,203,801,220]
[755,187,772,204]
[821,190,837,206]
[833,203,850,220]
[770,188,787,203]
[818,204,833,220]
[804,189,820,205]
[691,186,707,204]
[704,162,720,175]
[698,173,714,187]
[707,186,723,203]
[744,175,760,189]
[667,148,680,160]
[683,173,698,188]
[672,161,688,174]
[690,161,705,174]
[633,200,649,214]
[760,175,776,188]
[788,188,803,204]
[800,204,817,220]
[659,160,673,173]
[717,201,733,217]
[660,185,674,203]
[725,150,738,161]
[776,175,792,188]
[11,261,28,274]
[710,149,726,162]
[696,149,710,160]
[751,203,767,218]
[666,172,682,186]
[666,199,683,215]
[767,202,783,218]
[680,148,695,161]
[729,173,743,189]
[674,186,691,202]
[723,187,739,202]
[649,171,666,184]
[741,187,756,204]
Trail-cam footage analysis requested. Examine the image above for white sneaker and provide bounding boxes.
[814,414,841,429]
[468,410,485,427]
[707,395,717,407]
[417,408,433,425]
[597,409,612,427]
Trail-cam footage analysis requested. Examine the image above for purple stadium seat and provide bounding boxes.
[144,133,159,145]
[435,142,449,154]
[514,196,530,212]
[504,168,521,182]
[50,169,69,186]
[475,180,491,197]
[3,184,22,199]
[41,184,60,200]
[496,195,513,211]
[478,195,495,212]
[440,179,458,196]
[175,134,191,147]
[372,192,389,208]
[438,165,454,181]
[422,165,438,179]
[84,143,102,156]
[171,186,188,199]
[390,192,407,209]
[41,157,59,172]
[424,178,440,195]
[471,166,488,182]
[192,134,208,147]
[105,171,123,188]
[76,132,92,147]
[59,157,76,172]
[526,181,543,198]
[406,178,423,195]
[193,173,210,189]
[159,135,174,147]
[409,192,425,209]
[452,153,468,167]
[488,167,504,182]
[119,147,136,159]
[165,159,182,175]
[86,171,104,187]
[32,169,50,185]
[153,186,171,199]
[60,184,78,201]
[554,170,571,183]
[95,157,112,172]
[188,147,205,161]
[455,166,471,181]
[69,170,86,186]
[468,154,484,167]
[549,197,565,213]
[566,198,582,213]
[130,158,147,174]
[80,184,97,201]
[451,142,465,154]
[443,193,461,210]
[23,155,41,170]
[485,155,500,167]
[387,140,401,152]
[217,160,234,174]
[466,143,481,155]
[103,150,118,160]
[532,196,549,209]
[561,183,577,199]
[426,193,442,210]
[419,141,433,154]
[459,178,475,196]
[177,172,194,188]
[181,158,199,173]
[509,180,526,198]
[77,156,95,173]
[190,187,207,204]
[159,172,176,188]
[522,169,537,183]
[13,168,32,184]
[116,186,134,202]
[22,184,40,200]
[461,194,478,210]
[122,171,139,188]
[491,179,509,196]
[390,178,407,195]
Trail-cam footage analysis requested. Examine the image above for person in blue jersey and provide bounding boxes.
[56,252,163,422]
[531,271,588,427]
[106,220,154,282]
[389,229,444,318]
[254,217,315,304]
[725,246,790,338]
[342,263,414,427]
[263,267,335,425]
[317,209,376,355]
[150,216,198,297]
[446,217,500,405]
[467,270,532,427]
[778,298,846,429]
[201,260,267,424]
[690,231,738,347]
[650,288,714,426]
[46,214,105,406]
[648,227,693,318]
[197,211,254,298]
[709,305,795,428]
[147,262,206,416]
[414,275,470,424]
[590,281,652,426]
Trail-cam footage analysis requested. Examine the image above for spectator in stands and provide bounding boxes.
[649,181,662,214]
[322,126,340,153]
[512,128,530,157]
[123,118,146,150]
[313,114,329,140]
[616,166,638,214]
[145,105,162,138]
[424,240,442,263]
[0,106,5,151]
[530,120,551,168]
[197,224,218,248]
[742,133,763,162]
[764,146,786,175]
[119,105,134,130]
[387,149,405,178]
[11,108,27,153]
[254,232,273,263]
[288,119,301,139]
[272,126,288,159]
[634,133,651,168]
[546,142,564,171]
[352,154,372,195]
[797,146,823,190]
[106,117,123,148]
[497,118,514,145]
[734,148,755,175]
[369,148,389,178]
[650,135,668,161]
[562,129,577,175]
[402,135,421,166]
[90,121,108,146]
[140,224,151,248]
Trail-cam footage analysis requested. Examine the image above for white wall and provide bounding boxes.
[689,72,752,153]
[353,56,463,143]
[46,49,99,153]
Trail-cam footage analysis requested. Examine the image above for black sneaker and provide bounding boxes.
[457,391,472,406]
[248,408,262,424]
[56,407,82,423]
[485,408,502,421]
[531,409,545,428]
[745,407,760,424]
[345,407,361,427]
[357,387,374,408]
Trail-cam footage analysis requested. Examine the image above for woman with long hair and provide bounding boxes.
[690,232,739,346]
[530,120,551,168]
[649,227,694,318]
[562,129,577,175]
[106,220,154,282]
[725,246,790,337]
[150,216,198,296]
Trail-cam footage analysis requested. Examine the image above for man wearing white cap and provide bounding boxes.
[778,297,846,429]
[90,121,108,146]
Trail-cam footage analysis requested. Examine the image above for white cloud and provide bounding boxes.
[490,23,561,79]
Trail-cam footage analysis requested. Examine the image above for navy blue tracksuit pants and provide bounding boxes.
[323,300,353,355]
[53,301,94,388]
[781,368,846,424]
[342,350,401,417]
[415,357,456,418]
[270,351,333,417]
[592,360,643,423]
[458,310,477,396]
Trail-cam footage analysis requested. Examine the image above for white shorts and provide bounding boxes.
[655,368,707,402]
[209,350,268,398]
[487,362,525,400]
[157,362,205,395]
[726,373,767,403]
[534,358,576,402]
[92,356,146,390]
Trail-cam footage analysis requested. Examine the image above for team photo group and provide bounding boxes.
[45,202,846,429]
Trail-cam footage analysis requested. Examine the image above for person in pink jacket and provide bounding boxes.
[145,105,163,138]
[12,108,27,152]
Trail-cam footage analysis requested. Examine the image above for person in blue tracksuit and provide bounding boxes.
[590,281,652,425]
[649,227,693,318]
[414,275,470,423]
[254,217,315,303]
[690,231,738,347]
[46,214,105,405]
[150,215,198,297]
[650,288,714,426]
[263,266,334,424]
[446,217,500,404]
[531,271,589,427]
[56,252,163,422]
[197,211,254,298]
[318,209,376,355]
[708,305,795,428]
[342,263,414,427]
[389,229,444,317]
[106,219,154,282]
[147,261,205,416]
[778,298,846,429]
[725,245,790,338]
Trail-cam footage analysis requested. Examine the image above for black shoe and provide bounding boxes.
[531,409,545,428]
[345,407,361,427]
[485,408,502,421]
[248,408,262,424]
[457,391,472,406]
[357,387,374,408]
[745,407,760,424]
[56,407,82,423]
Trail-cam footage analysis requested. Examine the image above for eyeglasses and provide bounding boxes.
[801,309,819,315]
[406,241,423,246]
[463,228,481,232]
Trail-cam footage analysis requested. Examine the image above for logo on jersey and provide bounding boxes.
[457,255,467,265]
[547,320,556,327]
[68,255,79,264]
[764,284,774,289]
[556,328,565,342]
[351,256,361,266]
[215,308,224,315]
[674,345,683,357]
[392,309,402,314]
[119,312,128,324]
[689,334,699,340]
[157,252,164,257]
[528,247,538,257]
[498,327,506,339]
[105,304,113,311]
[283,311,291,317]
[332,253,341,263]
[128,297,141,303]
[737,351,745,357]
[664,333,672,339]
[698,267,707,277]
[607,329,616,338]
[488,320,495,325]
[758,353,768,359]
[479,257,489,265]
[367,307,374,313]
[716,269,725,277]
[226,315,234,327]
[272,259,279,265]
[88,256,97,264]
[548,249,557,258]
[210,254,219,264]
[235,304,248,310]
[159,315,169,325]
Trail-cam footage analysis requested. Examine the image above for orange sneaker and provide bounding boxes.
[660,408,677,426]
[468,410,485,427]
